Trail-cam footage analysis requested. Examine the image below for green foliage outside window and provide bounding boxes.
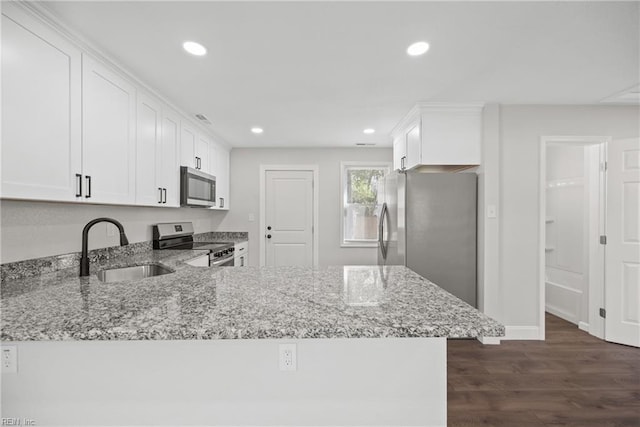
[347,169,385,215]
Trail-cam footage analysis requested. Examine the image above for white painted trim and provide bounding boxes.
[539,136,610,342]
[504,326,541,340]
[588,142,608,340]
[477,336,501,345]
[339,161,391,248]
[259,165,320,268]
[579,321,590,332]
[545,305,577,325]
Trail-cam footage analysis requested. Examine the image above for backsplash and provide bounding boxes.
[193,231,248,243]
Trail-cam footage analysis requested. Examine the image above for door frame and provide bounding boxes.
[259,165,320,267]
[538,136,610,340]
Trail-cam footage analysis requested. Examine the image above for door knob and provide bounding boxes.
[267,226,272,230]
[267,234,272,239]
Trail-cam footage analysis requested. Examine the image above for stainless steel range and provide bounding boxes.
[152,222,235,267]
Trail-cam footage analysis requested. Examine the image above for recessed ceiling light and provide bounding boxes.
[251,127,264,134]
[183,41,207,56]
[407,41,429,56]
[363,128,375,134]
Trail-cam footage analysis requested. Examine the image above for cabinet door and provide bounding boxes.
[180,122,196,169]
[216,147,230,209]
[161,110,180,207]
[82,55,136,204]
[392,136,405,171]
[1,8,82,201]
[196,134,210,173]
[135,93,162,206]
[405,123,421,170]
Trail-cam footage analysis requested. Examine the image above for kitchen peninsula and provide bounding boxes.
[1,248,503,426]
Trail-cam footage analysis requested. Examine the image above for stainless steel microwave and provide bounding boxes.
[180,166,216,207]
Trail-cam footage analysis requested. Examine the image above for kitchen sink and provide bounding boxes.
[96,264,174,283]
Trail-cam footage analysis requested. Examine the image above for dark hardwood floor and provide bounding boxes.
[448,313,640,427]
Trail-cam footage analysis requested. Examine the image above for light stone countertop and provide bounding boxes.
[1,249,504,341]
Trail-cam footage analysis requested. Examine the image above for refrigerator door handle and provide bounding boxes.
[379,202,388,260]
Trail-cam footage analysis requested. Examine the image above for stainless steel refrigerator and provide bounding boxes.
[377,171,477,307]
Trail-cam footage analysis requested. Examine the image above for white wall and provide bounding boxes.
[0,200,226,263]
[217,148,392,268]
[493,105,640,337]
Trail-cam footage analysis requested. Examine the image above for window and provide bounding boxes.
[341,162,391,247]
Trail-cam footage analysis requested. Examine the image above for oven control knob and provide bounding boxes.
[230,247,235,252]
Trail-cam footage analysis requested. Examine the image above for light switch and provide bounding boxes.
[487,205,497,218]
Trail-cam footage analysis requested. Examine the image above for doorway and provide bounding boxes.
[259,165,319,267]
[540,136,608,340]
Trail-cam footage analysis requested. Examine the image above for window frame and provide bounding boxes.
[340,161,391,248]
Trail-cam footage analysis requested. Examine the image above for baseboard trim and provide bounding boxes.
[578,321,589,332]
[477,336,501,345]
[504,325,542,340]
[545,305,578,325]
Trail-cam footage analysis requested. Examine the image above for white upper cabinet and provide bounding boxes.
[196,134,211,174]
[180,122,197,170]
[136,95,180,207]
[135,93,162,206]
[82,54,137,204]
[209,142,230,210]
[392,136,405,171]
[1,3,231,209]
[391,103,483,172]
[405,122,421,170]
[1,5,82,201]
[160,110,180,207]
[180,121,210,172]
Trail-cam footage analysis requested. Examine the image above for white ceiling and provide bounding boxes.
[38,1,639,148]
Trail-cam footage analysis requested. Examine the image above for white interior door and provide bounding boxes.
[264,170,314,267]
[605,137,640,347]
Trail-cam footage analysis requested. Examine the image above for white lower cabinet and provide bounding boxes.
[234,241,248,267]
[1,5,82,201]
[82,54,136,204]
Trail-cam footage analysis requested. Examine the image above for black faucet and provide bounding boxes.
[80,217,129,276]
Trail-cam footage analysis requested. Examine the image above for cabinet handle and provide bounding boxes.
[76,174,82,197]
[158,187,163,203]
[219,197,224,208]
[195,157,200,169]
[85,176,91,198]
[163,188,167,204]
[401,156,406,170]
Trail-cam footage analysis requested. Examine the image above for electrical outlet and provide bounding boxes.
[487,205,497,218]
[248,213,255,222]
[279,343,297,371]
[2,346,17,374]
